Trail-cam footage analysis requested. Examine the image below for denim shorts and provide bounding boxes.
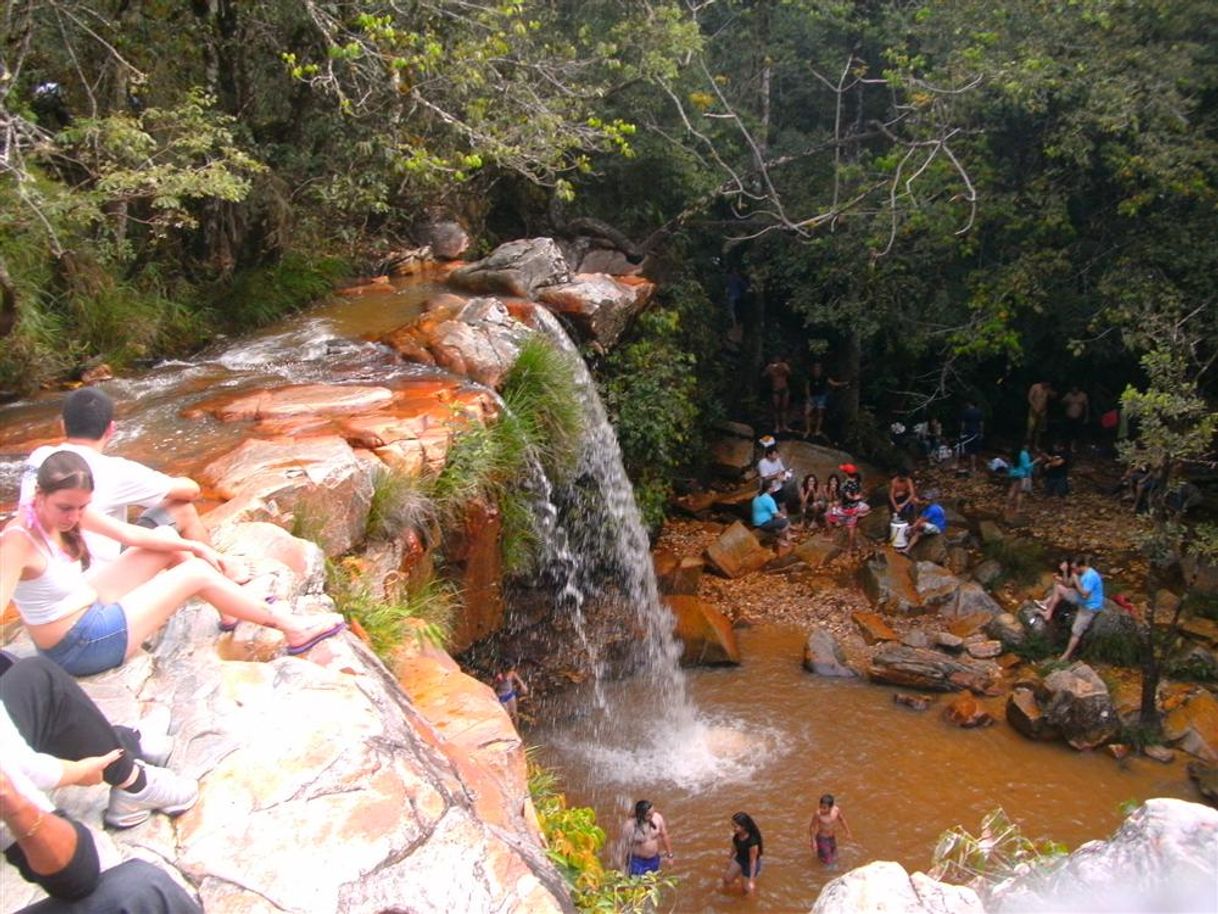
[38,601,129,676]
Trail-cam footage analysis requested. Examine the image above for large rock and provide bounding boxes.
[987,798,1218,913]
[443,500,504,654]
[812,860,983,914]
[416,219,471,261]
[653,550,704,595]
[1041,663,1120,750]
[803,625,856,677]
[913,561,962,610]
[709,436,756,477]
[948,582,1003,619]
[536,273,655,348]
[1,597,571,914]
[201,435,375,557]
[667,595,741,665]
[853,611,900,645]
[867,644,1002,695]
[861,550,922,614]
[192,384,395,422]
[793,537,844,569]
[381,296,535,389]
[984,612,1027,650]
[1006,686,1058,741]
[704,521,772,578]
[1162,689,1218,763]
[449,237,570,299]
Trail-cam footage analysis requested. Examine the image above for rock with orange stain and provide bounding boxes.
[536,272,655,348]
[943,693,995,728]
[704,521,772,579]
[861,550,923,615]
[444,500,504,654]
[201,435,374,556]
[853,611,900,645]
[450,237,569,299]
[667,594,741,665]
[868,644,1002,695]
[1163,689,1218,764]
[194,384,395,422]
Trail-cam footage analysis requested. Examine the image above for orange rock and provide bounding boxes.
[667,595,741,665]
[853,611,900,645]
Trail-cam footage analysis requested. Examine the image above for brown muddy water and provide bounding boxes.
[533,624,1198,914]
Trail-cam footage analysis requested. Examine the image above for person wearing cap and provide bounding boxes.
[622,800,673,876]
[751,478,792,546]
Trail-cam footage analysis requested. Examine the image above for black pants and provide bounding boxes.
[1,654,143,900]
[0,655,140,788]
[19,859,202,914]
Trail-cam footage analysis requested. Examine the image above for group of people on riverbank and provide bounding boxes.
[622,796,852,897]
[1,387,347,912]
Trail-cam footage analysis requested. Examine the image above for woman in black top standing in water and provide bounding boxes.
[723,811,763,896]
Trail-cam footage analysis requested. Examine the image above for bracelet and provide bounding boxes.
[22,812,45,839]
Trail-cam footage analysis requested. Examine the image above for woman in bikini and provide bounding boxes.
[0,450,345,677]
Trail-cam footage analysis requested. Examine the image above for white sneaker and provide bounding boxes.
[104,763,199,829]
[138,731,173,768]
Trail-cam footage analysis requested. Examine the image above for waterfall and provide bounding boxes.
[528,312,753,790]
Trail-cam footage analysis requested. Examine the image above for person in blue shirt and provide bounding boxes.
[1005,442,1039,515]
[901,499,947,554]
[1035,555,1105,660]
[751,479,792,546]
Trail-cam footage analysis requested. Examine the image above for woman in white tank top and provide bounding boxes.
[1,451,345,676]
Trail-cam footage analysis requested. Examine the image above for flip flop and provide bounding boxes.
[285,621,346,656]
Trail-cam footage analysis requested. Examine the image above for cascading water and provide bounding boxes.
[528,311,764,790]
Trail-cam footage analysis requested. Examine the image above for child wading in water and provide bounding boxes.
[493,663,528,724]
[809,794,852,866]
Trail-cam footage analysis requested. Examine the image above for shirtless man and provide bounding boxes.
[622,799,673,876]
[1026,381,1055,450]
[1060,385,1089,452]
[809,793,852,866]
[763,354,793,433]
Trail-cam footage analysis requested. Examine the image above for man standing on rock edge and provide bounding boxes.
[1035,555,1104,660]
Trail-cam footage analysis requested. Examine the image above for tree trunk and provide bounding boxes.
[843,325,862,435]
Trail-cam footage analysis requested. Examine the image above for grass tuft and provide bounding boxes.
[367,466,436,542]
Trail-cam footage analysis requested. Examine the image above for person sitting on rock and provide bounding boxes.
[20,387,254,630]
[756,441,796,509]
[888,468,917,523]
[798,473,825,531]
[827,464,870,553]
[900,499,946,554]
[0,451,346,678]
[1035,555,1104,661]
[751,479,792,547]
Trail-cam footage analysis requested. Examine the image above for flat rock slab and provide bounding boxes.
[704,521,772,578]
[853,611,900,645]
[868,644,1002,695]
[667,595,741,665]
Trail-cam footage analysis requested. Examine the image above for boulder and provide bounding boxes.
[858,504,891,543]
[894,693,933,711]
[667,595,741,665]
[381,296,534,389]
[416,219,470,260]
[793,537,844,569]
[987,799,1218,913]
[907,533,950,566]
[978,520,1004,544]
[201,435,375,557]
[853,611,900,645]
[449,237,570,299]
[715,419,755,439]
[1041,663,1119,750]
[1188,762,1218,805]
[803,625,856,677]
[1162,689,1218,763]
[536,273,655,348]
[1006,686,1058,741]
[913,561,962,609]
[443,500,504,654]
[972,558,1004,588]
[653,550,704,595]
[983,612,1027,650]
[902,630,930,649]
[867,644,1001,694]
[943,693,995,728]
[812,860,983,914]
[933,631,965,652]
[965,640,1003,659]
[709,436,755,477]
[574,247,643,275]
[704,522,772,578]
[948,582,1003,619]
[946,546,971,576]
[776,440,859,485]
[861,550,922,614]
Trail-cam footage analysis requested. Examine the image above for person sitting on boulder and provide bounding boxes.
[798,474,825,531]
[756,441,796,509]
[0,451,346,678]
[900,499,946,554]
[751,479,792,547]
[827,464,870,553]
[1035,555,1104,661]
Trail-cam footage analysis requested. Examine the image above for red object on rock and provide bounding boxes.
[1113,594,1135,613]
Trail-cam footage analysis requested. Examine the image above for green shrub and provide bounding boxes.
[328,563,454,659]
[218,252,349,331]
[930,808,1067,885]
[367,466,436,542]
[502,336,584,482]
